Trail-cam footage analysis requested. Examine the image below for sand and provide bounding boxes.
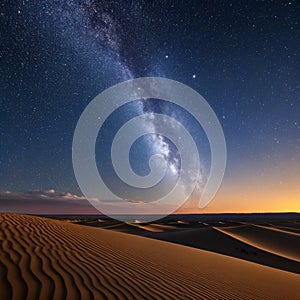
[216,224,300,262]
[0,214,300,300]
[140,224,300,274]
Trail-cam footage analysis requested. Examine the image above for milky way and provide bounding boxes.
[13,0,183,184]
[47,0,183,176]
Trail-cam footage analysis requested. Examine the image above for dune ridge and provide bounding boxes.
[0,214,300,300]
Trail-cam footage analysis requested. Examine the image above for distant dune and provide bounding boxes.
[140,223,300,274]
[216,224,300,262]
[1,214,300,299]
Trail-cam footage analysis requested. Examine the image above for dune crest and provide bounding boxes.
[0,214,299,300]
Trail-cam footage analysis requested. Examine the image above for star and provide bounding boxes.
[0,0,298,215]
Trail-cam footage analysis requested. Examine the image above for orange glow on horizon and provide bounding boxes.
[176,159,300,214]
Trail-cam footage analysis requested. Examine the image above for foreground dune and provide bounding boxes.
[0,214,300,299]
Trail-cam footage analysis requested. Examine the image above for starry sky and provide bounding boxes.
[0,0,299,214]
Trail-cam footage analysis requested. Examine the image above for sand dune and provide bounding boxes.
[216,224,300,262]
[129,223,178,232]
[0,214,300,300]
[144,225,300,274]
[265,222,300,234]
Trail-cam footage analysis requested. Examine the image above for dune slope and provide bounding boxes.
[0,214,299,300]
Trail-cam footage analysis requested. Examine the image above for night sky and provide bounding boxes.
[0,0,299,213]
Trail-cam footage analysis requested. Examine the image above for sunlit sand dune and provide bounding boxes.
[143,225,300,274]
[216,224,300,262]
[265,222,300,234]
[0,214,300,300]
